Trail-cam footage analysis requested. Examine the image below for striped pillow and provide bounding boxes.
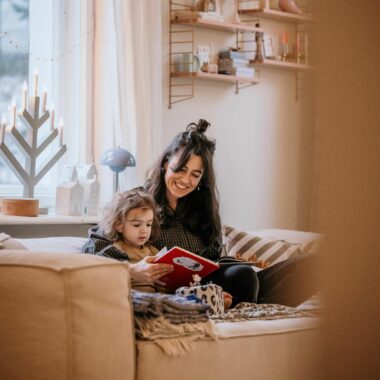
[223,225,319,268]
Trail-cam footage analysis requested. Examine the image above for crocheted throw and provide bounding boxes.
[210,302,317,323]
[131,291,319,356]
[132,290,217,356]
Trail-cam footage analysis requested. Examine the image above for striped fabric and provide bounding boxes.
[223,226,319,267]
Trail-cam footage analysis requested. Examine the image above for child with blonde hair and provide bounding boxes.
[100,187,172,291]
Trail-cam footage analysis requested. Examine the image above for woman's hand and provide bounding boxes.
[129,256,173,283]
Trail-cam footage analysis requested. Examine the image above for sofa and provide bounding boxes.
[0,230,321,380]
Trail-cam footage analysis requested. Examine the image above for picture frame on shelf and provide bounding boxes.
[197,45,211,66]
[263,34,275,58]
[202,0,222,16]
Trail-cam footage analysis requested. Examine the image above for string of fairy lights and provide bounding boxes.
[0,9,94,145]
[0,27,93,63]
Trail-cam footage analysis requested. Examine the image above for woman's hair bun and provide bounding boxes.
[186,119,210,135]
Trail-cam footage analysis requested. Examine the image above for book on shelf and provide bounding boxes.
[219,50,248,60]
[153,246,219,292]
[235,67,256,77]
[230,58,251,66]
[238,0,261,11]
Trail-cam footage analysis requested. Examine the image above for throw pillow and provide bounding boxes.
[223,225,320,268]
[0,233,26,250]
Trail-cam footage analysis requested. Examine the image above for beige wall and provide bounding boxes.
[312,1,380,378]
[161,1,315,231]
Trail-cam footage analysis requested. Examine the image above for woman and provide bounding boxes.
[144,119,258,306]
[148,118,320,306]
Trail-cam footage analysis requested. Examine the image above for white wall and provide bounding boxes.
[161,1,314,231]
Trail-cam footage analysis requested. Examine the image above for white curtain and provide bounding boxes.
[93,0,162,205]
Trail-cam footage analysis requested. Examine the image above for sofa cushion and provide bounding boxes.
[136,317,320,380]
[16,236,87,252]
[224,225,320,267]
[0,232,26,250]
[0,250,135,380]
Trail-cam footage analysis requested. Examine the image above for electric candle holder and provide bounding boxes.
[0,76,67,198]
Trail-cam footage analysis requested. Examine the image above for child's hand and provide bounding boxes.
[129,256,173,283]
[223,291,233,310]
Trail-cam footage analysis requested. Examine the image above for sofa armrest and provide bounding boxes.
[0,250,136,380]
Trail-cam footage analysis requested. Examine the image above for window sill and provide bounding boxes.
[0,214,100,225]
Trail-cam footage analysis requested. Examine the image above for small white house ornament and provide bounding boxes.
[55,163,99,216]
[55,179,84,216]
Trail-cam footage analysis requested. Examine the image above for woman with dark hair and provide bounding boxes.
[146,119,319,307]
[144,119,258,306]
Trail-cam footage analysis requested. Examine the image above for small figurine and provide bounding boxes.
[253,31,265,63]
[190,274,202,286]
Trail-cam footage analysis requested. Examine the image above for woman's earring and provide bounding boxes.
[197,185,200,191]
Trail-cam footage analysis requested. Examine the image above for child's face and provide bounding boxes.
[116,207,154,248]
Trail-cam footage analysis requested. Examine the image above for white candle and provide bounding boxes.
[10,98,16,127]
[22,81,28,110]
[0,115,6,144]
[50,102,55,130]
[33,69,39,97]
[59,122,64,146]
[42,86,47,113]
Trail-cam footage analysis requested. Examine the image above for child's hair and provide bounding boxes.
[101,187,160,242]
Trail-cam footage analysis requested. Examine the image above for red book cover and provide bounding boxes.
[153,246,220,292]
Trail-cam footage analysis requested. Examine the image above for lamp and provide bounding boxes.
[101,146,136,192]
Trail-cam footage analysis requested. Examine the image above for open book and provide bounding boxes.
[153,246,219,292]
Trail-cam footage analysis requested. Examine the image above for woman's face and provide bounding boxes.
[164,151,204,207]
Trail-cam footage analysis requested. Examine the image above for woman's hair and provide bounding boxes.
[101,187,160,242]
[145,119,222,247]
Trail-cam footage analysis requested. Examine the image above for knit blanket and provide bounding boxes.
[132,290,218,356]
[210,302,317,323]
[131,290,210,324]
[131,291,319,356]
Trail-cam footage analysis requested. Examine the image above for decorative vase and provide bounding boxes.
[278,0,303,14]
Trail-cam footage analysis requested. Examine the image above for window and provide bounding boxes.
[0,0,29,192]
[0,0,93,207]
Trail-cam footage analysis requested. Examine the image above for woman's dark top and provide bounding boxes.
[155,204,221,261]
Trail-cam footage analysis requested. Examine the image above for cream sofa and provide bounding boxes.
[0,231,321,380]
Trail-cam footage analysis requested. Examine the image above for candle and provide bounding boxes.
[304,33,309,63]
[296,32,301,63]
[296,33,300,54]
[59,121,64,146]
[50,102,55,130]
[22,81,28,110]
[282,32,289,44]
[10,98,16,127]
[282,32,289,60]
[42,86,47,113]
[0,115,6,144]
[33,69,39,97]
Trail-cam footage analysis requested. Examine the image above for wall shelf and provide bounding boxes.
[238,8,313,23]
[169,1,261,108]
[250,59,311,71]
[172,17,263,33]
[172,71,260,84]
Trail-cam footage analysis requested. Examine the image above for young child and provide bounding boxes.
[100,187,161,292]
[99,188,233,307]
